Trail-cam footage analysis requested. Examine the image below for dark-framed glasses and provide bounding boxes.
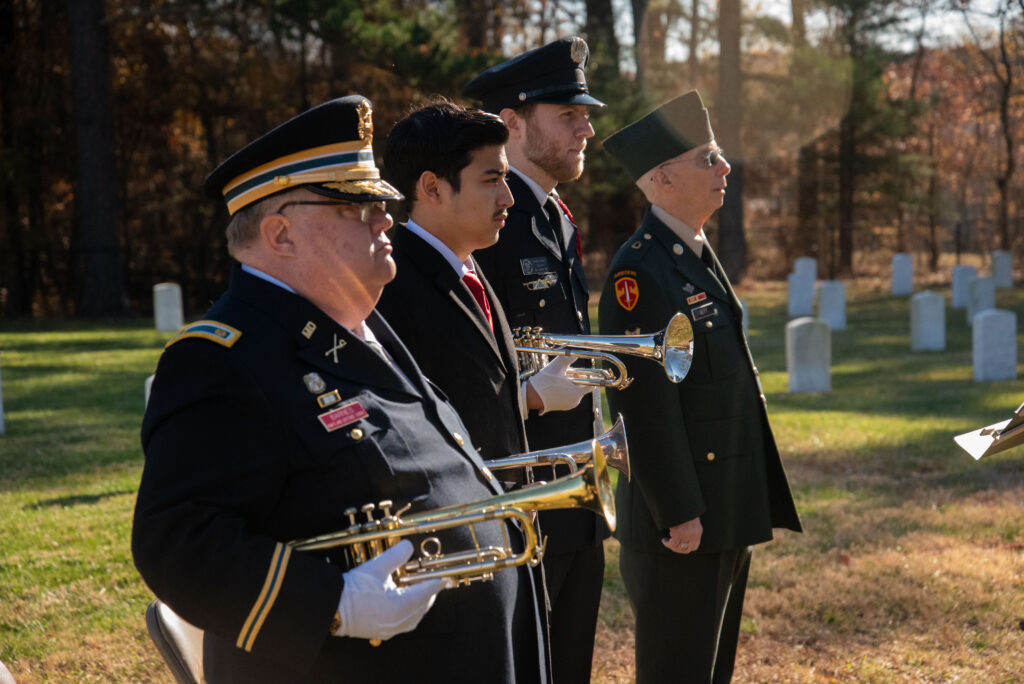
[275,199,387,223]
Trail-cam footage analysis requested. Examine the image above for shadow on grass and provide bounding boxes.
[25,489,137,509]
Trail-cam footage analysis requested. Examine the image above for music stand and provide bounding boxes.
[954,401,1024,460]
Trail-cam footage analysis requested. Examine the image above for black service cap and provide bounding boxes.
[203,95,402,215]
[462,36,606,113]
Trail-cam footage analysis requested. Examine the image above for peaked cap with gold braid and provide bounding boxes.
[203,95,403,215]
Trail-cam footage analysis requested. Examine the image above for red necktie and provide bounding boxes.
[556,198,583,264]
[463,271,493,332]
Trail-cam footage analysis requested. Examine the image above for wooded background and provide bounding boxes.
[0,0,1021,319]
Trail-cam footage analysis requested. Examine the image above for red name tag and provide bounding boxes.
[318,400,369,432]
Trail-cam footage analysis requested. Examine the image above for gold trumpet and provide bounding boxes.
[514,312,694,390]
[288,440,615,588]
[486,413,631,481]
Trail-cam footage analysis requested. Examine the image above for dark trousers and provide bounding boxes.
[542,543,605,684]
[620,545,752,684]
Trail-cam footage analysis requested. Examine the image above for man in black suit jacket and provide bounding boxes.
[600,91,802,683]
[132,96,547,683]
[463,37,609,684]
[378,101,590,469]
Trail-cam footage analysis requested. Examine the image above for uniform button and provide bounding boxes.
[577,310,583,321]
[644,233,652,240]
[539,299,546,308]
[707,452,716,462]
[452,432,464,446]
[673,243,684,255]
[349,428,364,441]
[705,321,713,328]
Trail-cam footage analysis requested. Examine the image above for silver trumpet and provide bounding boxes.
[486,413,631,481]
[514,312,694,390]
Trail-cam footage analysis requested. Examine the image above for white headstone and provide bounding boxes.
[786,317,831,393]
[145,374,156,407]
[0,353,5,436]
[892,253,913,296]
[793,257,817,281]
[788,272,815,317]
[992,250,1012,289]
[973,309,1017,382]
[951,265,977,309]
[154,282,184,333]
[910,291,945,351]
[817,281,846,331]
[966,277,996,325]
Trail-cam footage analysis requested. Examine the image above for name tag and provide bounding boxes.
[520,256,550,275]
[691,301,716,322]
[318,400,369,432]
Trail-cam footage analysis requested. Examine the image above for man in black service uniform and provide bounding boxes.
[132,96,546,684]
[463,37,608,684]
[599,91,803,683]
[377,99,591,470]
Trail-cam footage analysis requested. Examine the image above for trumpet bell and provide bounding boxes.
[662,313,694,382]
[486,413,631,482]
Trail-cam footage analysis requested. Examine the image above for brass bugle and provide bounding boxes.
[514,312,694,390]
[288,440,615,588]
[487,413,630,481]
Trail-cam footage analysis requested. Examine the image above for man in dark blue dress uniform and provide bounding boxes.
[132,96,546,684]
[462,38,609,684]
[600,91,802,683]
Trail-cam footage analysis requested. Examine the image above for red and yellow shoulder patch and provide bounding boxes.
[613,270,639,311]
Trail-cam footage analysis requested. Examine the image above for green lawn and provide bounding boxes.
[1,282,1023,682]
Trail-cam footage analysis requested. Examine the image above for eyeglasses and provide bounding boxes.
[660,146,724,170]
[275,199,387,223]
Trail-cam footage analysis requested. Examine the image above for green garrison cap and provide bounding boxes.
[602,91,714,180]
[462,36,606,113]
[203,95,403,216]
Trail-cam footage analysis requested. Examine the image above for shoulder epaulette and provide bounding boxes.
[166,320,242,349]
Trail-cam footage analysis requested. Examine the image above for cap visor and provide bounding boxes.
[307,179,404,203]
[534,92,606,108]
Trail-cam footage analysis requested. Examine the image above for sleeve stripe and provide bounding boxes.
[236,543,292,652]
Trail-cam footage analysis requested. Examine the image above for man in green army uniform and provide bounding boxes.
[599,91,802,683]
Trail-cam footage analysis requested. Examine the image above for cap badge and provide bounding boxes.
[357,100,373,143]
[570,38,588,65]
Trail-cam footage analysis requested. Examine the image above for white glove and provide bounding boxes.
[334,540,450,641]
[527,355,590,415]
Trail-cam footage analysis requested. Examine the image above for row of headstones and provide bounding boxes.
[784,252,1018,391]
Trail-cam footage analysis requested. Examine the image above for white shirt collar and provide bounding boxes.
[240,263,296,293]
[651,205,706,257]
[509,166,552,208]
[404,219,472,278]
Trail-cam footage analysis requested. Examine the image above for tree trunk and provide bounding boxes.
[716,0,746,281]
[838,109,855,275]
[67,0,127,316]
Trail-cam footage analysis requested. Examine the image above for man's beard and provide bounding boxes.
[524,118,585,184]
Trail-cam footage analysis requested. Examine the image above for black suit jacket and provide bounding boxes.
[474,171,608,552]
[599,210,802,555]
[133,267,545,683]
[376,225,528,462]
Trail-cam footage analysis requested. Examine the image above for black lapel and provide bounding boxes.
[394,226,505,369]
[644,214,729,301]
[229,267,420,397]
[508,172,562,261]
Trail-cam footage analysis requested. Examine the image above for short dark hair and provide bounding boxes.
[384,98,509,213]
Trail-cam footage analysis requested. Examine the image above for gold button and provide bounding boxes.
[539,299,546,308]
[705,321,713,328]
[707,452,715,462]
[577,311,583,321]
[452,432,464,446]
[349,428,364,440]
